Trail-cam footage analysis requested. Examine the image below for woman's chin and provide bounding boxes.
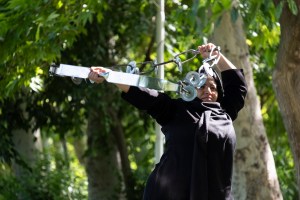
[201,98,212,102]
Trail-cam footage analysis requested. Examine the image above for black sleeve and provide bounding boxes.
[220,69,247,121]
[121,87,176,125]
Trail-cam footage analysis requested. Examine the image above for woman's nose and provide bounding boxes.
[204,86,212,94]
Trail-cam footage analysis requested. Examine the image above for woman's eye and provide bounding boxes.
[198,85,206,90]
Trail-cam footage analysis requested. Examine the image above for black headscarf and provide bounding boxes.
[212,69,224,102]
[198,67,224,102]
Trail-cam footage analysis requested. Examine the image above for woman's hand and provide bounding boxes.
[198,43,219,59]
[198,43,237,71]
[88,66,111,84]
[89,66,130,92]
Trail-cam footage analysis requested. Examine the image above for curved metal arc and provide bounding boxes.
[99,48,204,75]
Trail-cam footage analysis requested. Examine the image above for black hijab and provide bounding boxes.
[198,66,224,102]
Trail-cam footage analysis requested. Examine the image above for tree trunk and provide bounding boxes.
[12,129,41,176]
[212,10,283,199]
[272,0,300,195]
[86,110,122,200]
[11,102,42,175]
[73,135,87,166]
[108,108,137,200]
[11,102,42,199]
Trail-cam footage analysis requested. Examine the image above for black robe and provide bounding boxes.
[121,69,247,200]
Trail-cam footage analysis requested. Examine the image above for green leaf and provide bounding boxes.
[35,24,41,41]
[5,77,19,97]
[275,1,284,19]
[221,0,232,10]
[47,12,60,22]
[287,0,298,15]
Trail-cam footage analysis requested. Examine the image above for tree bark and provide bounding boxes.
[86,110,122,200]
[11,102,42,199]
[73,135,87,166]
[212,10,282,199]
[272,0,300,195]
[11,102,42,174]
[12,129,41,176]
[108,108,137,200]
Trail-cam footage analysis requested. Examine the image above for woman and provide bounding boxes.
[89,43,247,200]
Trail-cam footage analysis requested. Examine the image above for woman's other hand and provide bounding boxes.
[88,66,111,84]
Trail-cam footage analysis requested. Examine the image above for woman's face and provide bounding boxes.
[196,76,218,102]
